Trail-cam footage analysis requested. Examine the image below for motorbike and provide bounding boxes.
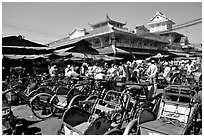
[2,92,26,135]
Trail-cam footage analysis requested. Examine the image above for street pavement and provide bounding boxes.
[12,104,62,135]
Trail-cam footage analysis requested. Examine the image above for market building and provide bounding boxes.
[47,12,197,59]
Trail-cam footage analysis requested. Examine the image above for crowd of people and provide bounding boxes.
[48,58,201,84]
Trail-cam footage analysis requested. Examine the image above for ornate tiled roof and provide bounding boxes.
[148,11,175,25]
[86,25,113,36]
[47,26,113,49]
[89,14,127,28]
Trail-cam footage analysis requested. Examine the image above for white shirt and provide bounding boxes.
[147,64,158,78]
[163,66,171,78]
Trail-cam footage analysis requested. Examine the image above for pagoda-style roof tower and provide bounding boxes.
[147,11,175,33]
[89,14,127,29]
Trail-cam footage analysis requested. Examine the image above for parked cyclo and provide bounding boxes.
[123,85,202,135]
[29,75,118,119]
[57,79,155,135]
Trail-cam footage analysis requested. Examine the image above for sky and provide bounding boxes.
[2,1,202,45]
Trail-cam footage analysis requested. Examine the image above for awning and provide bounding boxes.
[3,54,47,60]
[132,51,151,55]
[169,51,191,57]
[3,55,25,60]
[93,54,123,61]
[54,46,75,53]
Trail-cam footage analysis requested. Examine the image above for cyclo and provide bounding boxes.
[123,85,202,135]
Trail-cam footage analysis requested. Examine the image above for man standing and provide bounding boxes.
[163,62,171,83]
[49,64,58,78]
[146,60,158,98]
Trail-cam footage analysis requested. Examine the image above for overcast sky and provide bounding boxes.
[2,1,202,44]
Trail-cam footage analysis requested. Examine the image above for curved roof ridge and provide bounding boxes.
[89,14,127,28]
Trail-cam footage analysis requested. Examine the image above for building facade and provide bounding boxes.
[47,12,195,59]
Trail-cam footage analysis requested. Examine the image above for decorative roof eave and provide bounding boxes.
[147,19,175,26]
[49,28,115,49]
[135,25,150,32]
[69,28,86,35]
[153,31,185,37]
[112,27,169,44]
[106,14,127,26]
[89,14,127,28]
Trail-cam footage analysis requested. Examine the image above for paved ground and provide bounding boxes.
[11,105,62,135]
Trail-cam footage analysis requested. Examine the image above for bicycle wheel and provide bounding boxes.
[29,93,54,119]
[67,95,86,109]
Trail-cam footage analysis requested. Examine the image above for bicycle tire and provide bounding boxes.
[29,93,54,119]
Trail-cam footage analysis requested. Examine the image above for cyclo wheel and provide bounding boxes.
[103,129,123,135]
[67,95,87,109]
[29,93,54,119]
[123,119,138,135]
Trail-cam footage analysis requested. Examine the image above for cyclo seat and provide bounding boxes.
[125,83,144,95]
[116,82,126,87]
[127,85,143,91]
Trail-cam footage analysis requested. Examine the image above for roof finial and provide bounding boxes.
[106,14,110,20]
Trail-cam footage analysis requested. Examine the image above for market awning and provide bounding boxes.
[3,54,47,60]
[131,51,151,55]
[3,55,25,60]
[169,51,191,57]
[54,46,75,53]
